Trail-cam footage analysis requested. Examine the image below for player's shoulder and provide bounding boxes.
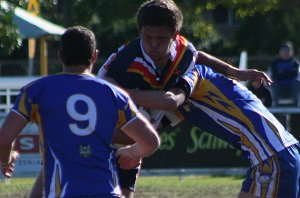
[22,74,57,90]
[96,78,130,98]
[117,38,142,56]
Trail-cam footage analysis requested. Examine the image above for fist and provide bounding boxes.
[1,151,19,178]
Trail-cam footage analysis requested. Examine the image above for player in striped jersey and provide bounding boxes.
[0,26,160,198]
[129,64,300,198]
[98,1,272,197]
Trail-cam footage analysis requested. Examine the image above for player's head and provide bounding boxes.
[59,26,97,67]
[279,41,294,60]
[137,0,183,64]
[137,0,183,33]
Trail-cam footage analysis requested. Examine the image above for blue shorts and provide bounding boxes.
[241,144,300,198]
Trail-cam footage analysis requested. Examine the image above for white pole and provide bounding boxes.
[239,50,248,70]
[239,51,248,86]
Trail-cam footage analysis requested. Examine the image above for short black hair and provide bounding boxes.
[137,0,183,33]
[59,26,96,66]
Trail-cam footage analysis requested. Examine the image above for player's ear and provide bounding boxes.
[172,30,179,40]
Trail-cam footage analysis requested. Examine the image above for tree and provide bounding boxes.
[236,3,300,55]
[2,0,300,60]
[0,2,21,56]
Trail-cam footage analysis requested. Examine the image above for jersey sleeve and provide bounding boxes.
[175,68,199,97]
[102,40,141,86]
[12,86,35,122]
[112,86,139,129]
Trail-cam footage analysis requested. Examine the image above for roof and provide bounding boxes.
[1,1,65,38]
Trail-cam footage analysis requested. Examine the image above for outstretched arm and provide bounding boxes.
[126,87,186,111]
[100,73,187,111]
[197,51,272,86]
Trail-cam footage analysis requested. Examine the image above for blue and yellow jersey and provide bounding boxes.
[12,73,138,198]
[98,35,197,91]
[178,64,298,166]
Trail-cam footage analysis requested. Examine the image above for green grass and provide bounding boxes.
[0,178,35,198]
[0,175,244,198]
[135,175,243,198]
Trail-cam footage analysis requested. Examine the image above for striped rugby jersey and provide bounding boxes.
[98,35,198,91]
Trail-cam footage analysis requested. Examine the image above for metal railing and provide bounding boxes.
[0,77,40,113]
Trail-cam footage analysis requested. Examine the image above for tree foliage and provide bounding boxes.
[2,0,300,59]
[0,2,20,56]
[236,2,300,55]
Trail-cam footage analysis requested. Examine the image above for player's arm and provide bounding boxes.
[116,113,160,169]
[126,88,186,111]
[126,68,196,111]
[0,111,27,178]
[197,51,272,86]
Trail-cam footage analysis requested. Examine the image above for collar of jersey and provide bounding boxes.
[140,39,176,69]
[57,72,95,77]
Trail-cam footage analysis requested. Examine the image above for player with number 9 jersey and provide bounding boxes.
[12,73,138,198]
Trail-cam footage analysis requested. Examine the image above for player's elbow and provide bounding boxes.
[143,133,160,156]
[141,123,161,157]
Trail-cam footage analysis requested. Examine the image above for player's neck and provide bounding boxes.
[63,65,92,75]
[153,57,169,69]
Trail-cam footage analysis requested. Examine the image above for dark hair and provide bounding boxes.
[137,0,183,33]
[59,26,96,66]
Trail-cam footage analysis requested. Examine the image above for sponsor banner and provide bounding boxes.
[0,117,248,178]
[13,126,41,177]
[0,116,40,178]
[143,123,249,168]
[13,153,41,177]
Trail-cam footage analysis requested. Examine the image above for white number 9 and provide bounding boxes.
[66,94,97,136]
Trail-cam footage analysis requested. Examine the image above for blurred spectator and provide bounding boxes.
[269,41,300,106]
[247,80,272,107]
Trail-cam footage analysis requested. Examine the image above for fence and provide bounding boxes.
[0,76,40,113]
[1,76,300,178]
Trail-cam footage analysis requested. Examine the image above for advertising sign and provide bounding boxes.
[0,116,248,178]
[143,123,249,168]
[0,117,41,178]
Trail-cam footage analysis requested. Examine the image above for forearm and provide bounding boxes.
[122,114,160,158]
[0,143,13,165]
[197,51,238,77]
[125,142,157,159]
[198,51,273,85]
[126,88,185,110]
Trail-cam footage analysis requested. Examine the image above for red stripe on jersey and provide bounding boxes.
[161,35,188,88]
[128,61,160,89]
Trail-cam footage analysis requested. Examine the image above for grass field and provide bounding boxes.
[0,175,244,198]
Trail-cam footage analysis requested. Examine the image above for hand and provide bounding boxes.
[236,69,273,86]
[1,151,19,178]
[116,147,141,170]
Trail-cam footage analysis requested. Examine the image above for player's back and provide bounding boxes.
[14,74,127,197]
[179,64,298,166]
